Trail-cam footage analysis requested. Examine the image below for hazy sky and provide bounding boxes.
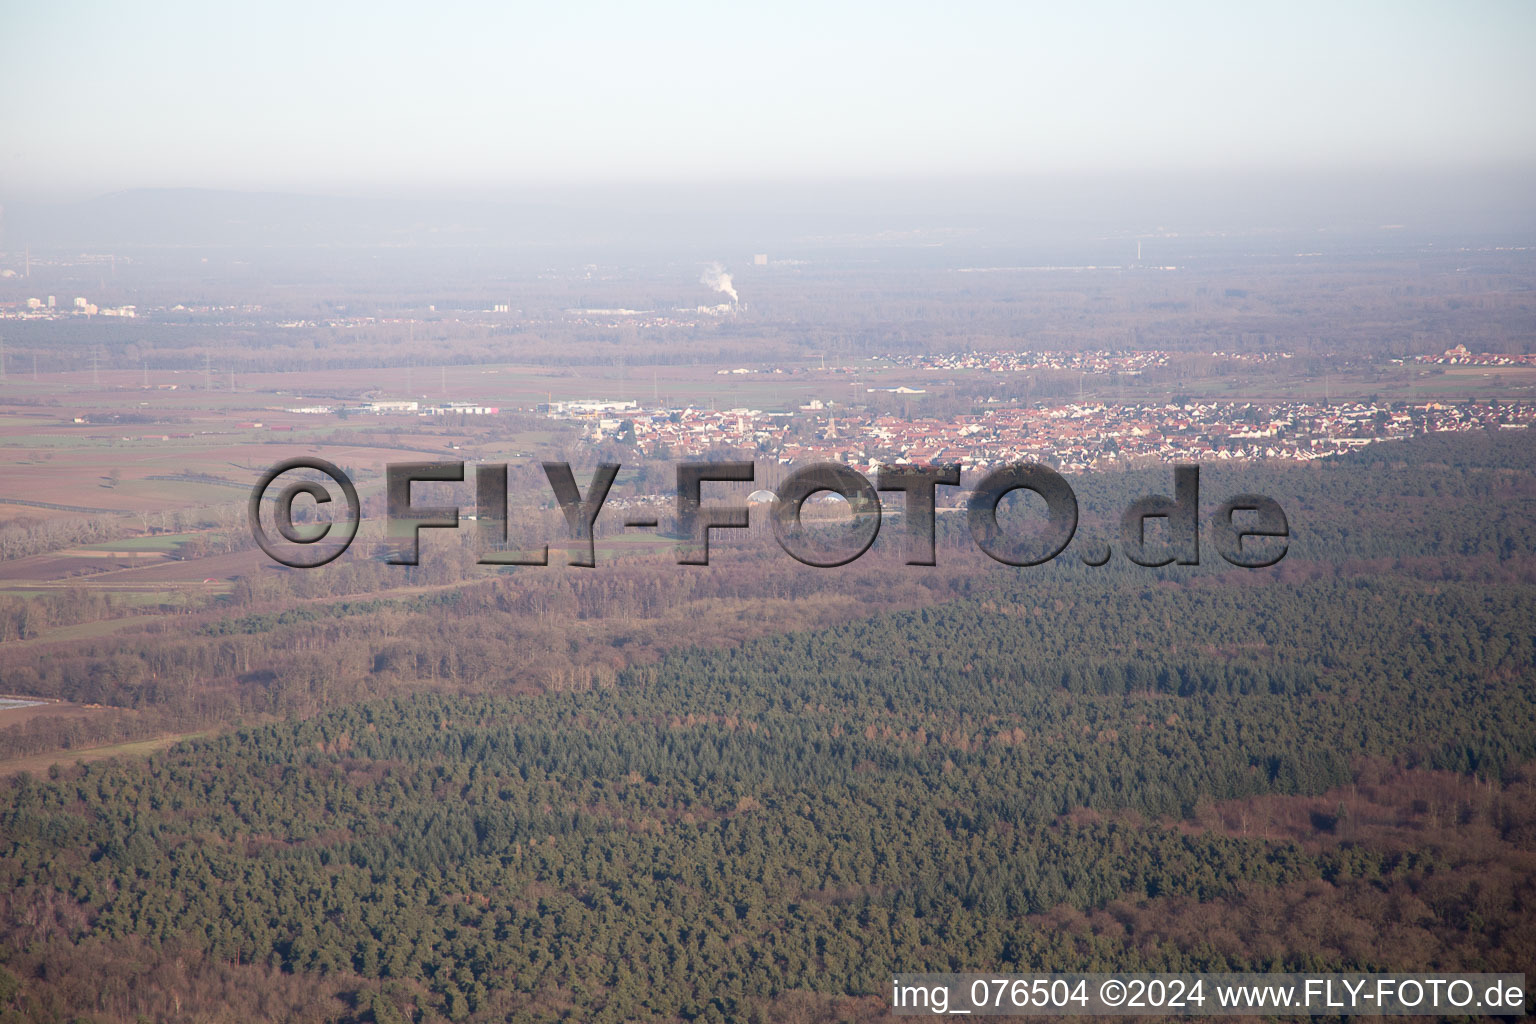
[2,0,1533,197]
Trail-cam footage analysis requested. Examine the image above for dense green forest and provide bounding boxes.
[1,432,1533,1022]
[3,579,1535,1020]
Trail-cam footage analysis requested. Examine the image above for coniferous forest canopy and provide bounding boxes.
[0,429,1533,1022]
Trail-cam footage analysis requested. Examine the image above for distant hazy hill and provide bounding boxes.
[1,188,557,249]
[4,168,1532,252]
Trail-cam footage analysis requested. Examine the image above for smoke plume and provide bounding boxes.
[700,263,738,304]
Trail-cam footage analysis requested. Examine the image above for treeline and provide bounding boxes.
[2,431,1531,764]
[0,590,142,644]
